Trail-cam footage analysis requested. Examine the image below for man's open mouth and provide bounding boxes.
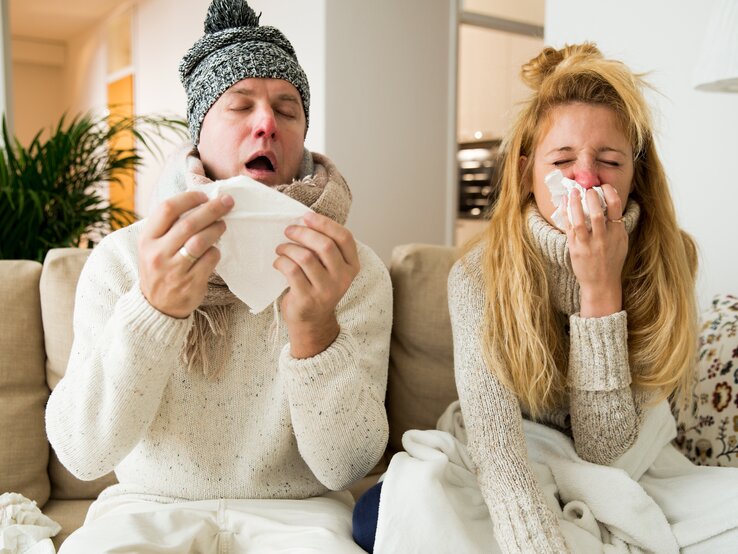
[245,155,275,172]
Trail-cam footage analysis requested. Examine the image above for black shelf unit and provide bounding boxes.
[457,139,501,219]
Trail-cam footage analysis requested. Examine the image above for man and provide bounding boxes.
[47,0,391,551]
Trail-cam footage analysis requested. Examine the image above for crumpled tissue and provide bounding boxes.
[194,175,313,314]
[0,492,60,554]
[545,169,606,231]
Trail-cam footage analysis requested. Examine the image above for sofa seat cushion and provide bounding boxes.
[0,260,50,507]
[675,294,738,466]
[44,498,93,549]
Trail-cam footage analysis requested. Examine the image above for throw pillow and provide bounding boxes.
[674,294,738,467]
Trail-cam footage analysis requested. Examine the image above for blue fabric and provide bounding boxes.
[352,481,383,553]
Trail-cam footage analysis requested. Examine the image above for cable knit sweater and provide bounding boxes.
[448,201,648,553]
[46,220,391,502]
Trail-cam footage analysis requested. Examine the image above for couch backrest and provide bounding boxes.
[41,248,119,500]
[38,248,118,500]
[0,259,50,506]
[3,243,460,504]
[0,249,119,506]
[386,244,459,455]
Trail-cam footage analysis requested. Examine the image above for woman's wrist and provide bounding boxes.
[579,284,622,318]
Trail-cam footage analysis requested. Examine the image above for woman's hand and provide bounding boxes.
[565,184,628,318]
[274,212,360,359]
[138,191,234,318]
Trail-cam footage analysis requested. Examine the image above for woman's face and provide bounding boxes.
[530,102,634,226]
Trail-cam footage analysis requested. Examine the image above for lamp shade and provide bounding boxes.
[694,0,738,92]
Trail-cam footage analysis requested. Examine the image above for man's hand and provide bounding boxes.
[138,191,234,318]
[274,212,360,358]
[565,184,628,318]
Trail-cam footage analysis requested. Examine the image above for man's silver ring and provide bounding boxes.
[178,245,199,263]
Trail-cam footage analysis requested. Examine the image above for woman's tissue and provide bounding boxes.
[545,170,606,231]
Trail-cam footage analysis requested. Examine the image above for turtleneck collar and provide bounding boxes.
[526,199,641,315]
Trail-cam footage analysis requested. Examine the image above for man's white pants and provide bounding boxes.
[58,491,364,554]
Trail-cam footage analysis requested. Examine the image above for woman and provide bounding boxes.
[445,42,696,552]
[355,43,738,553]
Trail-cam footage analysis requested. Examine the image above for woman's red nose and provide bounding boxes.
[574,171,600,189]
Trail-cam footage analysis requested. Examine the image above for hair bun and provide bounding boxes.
[204,0,260,34]
[520,42,603,90]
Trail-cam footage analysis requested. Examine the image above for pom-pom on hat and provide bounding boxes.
[179,0,310,144]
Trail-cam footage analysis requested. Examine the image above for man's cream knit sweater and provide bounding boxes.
[448,202,648,553]
[46,221,392,502]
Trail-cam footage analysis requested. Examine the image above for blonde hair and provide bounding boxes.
[473,43,698,418]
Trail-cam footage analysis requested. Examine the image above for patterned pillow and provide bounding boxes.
[673,294,738,467]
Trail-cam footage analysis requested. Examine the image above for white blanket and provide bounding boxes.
[374,401,738,553]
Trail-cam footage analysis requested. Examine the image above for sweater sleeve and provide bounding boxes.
[448,256,569,554]
[279,242,391,491]
[45,227,193,480]
[567,312,644,464]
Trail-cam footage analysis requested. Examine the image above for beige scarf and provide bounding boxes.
[166,147,352,378]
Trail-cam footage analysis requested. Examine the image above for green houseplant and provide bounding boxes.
[0,112,187,262]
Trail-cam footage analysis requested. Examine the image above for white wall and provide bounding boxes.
[464,0,545,26]
[63,24,106,118]
[66,0,453,261]
[545,0,738,306]
[10,38,65,145]
[133,0,327,214]
[12,61,64,145]
[324,0,454,261]
[457,25,542,142]
[133,0,203,213]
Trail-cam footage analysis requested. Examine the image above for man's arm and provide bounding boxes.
[274,219,391,490]
[46,191,233,480]
[45,227,192,480]
[274,211,359,358]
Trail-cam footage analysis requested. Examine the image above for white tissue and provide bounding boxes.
[544,170,606,231]
[195,176,313,314]
[0,492,60,554]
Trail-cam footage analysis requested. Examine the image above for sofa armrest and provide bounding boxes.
[0,259,50,507]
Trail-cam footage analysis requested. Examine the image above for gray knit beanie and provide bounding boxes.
[179,0,310,144]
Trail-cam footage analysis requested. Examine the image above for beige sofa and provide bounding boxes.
[4,245,734,549]
[0,244,459,548]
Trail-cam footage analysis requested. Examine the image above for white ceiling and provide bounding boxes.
[10,0,125,42]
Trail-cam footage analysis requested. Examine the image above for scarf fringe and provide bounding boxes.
[181,305,231,379]
[269,298,282,356]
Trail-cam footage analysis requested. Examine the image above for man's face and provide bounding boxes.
[198,78,306,186]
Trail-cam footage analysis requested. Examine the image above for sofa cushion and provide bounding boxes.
[386,244,459,454]
[40,248,117,499]
[40,248,91,390]
[0,260,50,507]
[674,294,738,467]
[43,498,94,549]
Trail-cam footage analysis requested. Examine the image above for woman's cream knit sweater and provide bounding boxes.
[448,202,647,553]
[46,220,392,502]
